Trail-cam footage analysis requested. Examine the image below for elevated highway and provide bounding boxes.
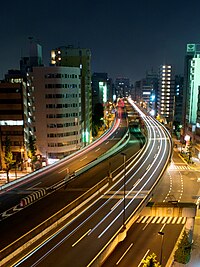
[0,104,132,265]
[3,99,173,267]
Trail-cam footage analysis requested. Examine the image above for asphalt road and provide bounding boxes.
[11,100,172,267]
[102,216,185,267]
[0,109,130,249]
[0,115,127,214]
[102,143,200,267]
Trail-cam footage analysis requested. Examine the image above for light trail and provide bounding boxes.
[72,229,91,247]
[96,110,170,238]
[13,100,171,266]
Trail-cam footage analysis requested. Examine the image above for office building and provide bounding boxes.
[182,44,200,142]
[174,75,184,125]
[51,45,92,145]
[0,70,34,169]
[91,73,113,110]
[134,80,142,103]
[140,70,158,114]
[115,77,131,98]
[31,66,82,160]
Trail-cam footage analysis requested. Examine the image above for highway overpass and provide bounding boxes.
[0,99,173,267]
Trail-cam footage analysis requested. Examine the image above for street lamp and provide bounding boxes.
[121,152,126,228]
[20,147,24,171]
[158,231,164,265]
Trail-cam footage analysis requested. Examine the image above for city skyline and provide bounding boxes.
[1,0,200,82]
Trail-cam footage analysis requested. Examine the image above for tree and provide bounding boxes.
[93,103,104,126]
[174,231,192,264]
[142,253,161,267]
[92,124,98,137]
[186,141,192,163]
[28,135,37,170]
[4,135,13,183]
[92,103,104,137]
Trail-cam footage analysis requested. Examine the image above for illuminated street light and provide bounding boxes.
[20,147,24,170]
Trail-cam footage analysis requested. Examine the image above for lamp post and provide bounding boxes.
[20,147,24,171]
[158,231,164,265]
[121,152,126,228]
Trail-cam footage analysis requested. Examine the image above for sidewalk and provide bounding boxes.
[0,171,29,186]
[172,212,200,267]
[172,144,200,267]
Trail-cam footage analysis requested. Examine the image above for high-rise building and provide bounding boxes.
[31,66,82,160]
[51,45,92,145]
[174,75,184,125]
[140,70,158,115]
[157,64,175,124]
[133,70,158,116]
[0,70,34,170]
[115,77,131,98]
[182,44,200,142]
[91,73,113,111]
[134,80,142,103]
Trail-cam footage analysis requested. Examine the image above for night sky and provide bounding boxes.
[1,0,200,83]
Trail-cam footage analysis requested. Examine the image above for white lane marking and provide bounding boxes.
[141,217,149,224]
[172,217,178,224]
[95,148,100,152]
[177,217,183,224]
[58,167,69,174]
[80,156,87,162]
[151,216,159,224]
[97,116,169,238]
[116,243,133,265]
[162,217,168,224]
[146,164,151,170]
[138,249,150,267]
[105,141,109,144]
[72,229,91,247]
[142,223,149,230]
[142,217,152,230]
[159,224,166,233]
[27,182,41,190]
[136,216,144,223]
[156,217,163,224]
[166,217,173,224]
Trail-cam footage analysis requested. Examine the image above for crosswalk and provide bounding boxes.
[136,215,186,225]
[168,164,191,171]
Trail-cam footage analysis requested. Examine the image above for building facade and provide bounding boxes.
[115,77,131,98]
[174,75,184,125]
[0,72,33,169]
[91,73,113,110]
[157,64,175,125]
[51,45,92,145]
[182,44,200,142]
[32,66,82,160]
